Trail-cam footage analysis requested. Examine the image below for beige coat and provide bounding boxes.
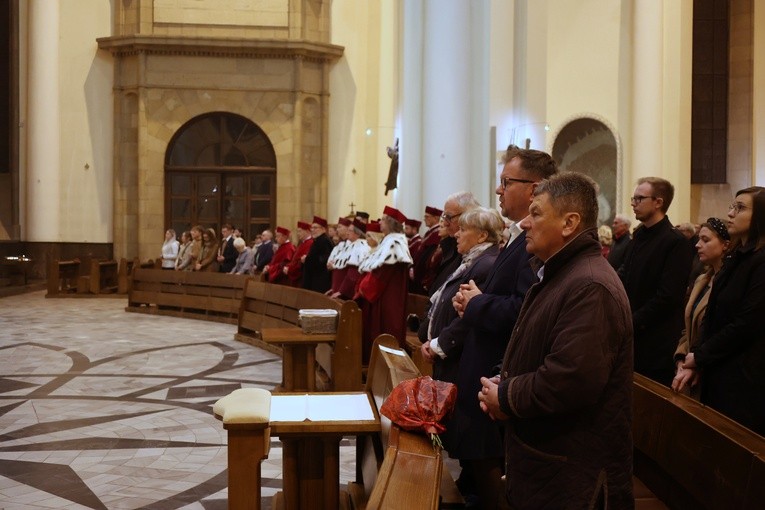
[675,270,714,359]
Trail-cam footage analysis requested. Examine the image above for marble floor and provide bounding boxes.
[0,291,359,509]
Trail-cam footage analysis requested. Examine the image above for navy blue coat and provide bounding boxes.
[441,233,536,460]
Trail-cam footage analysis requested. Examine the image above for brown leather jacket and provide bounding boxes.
[498,229,634,509]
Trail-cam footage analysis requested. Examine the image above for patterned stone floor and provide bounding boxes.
[0,291,357,509]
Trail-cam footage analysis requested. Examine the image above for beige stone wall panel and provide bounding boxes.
[101,1,342,258]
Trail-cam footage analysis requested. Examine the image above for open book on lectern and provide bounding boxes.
[270,393,375,422]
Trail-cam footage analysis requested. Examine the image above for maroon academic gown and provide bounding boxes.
[330,242,349,293]
[267,241,296,284]
[408,234,423,260]
[357,263,409,364]
[410,226,440,294]
[285,237,313,287]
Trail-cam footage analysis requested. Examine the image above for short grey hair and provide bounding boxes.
[445,191,480,213]
[614,214,632,228]
[534,172,599,230]
[459,207,505,245]
[233,237,246,249]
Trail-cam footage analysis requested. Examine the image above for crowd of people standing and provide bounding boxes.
[159,145,765,509]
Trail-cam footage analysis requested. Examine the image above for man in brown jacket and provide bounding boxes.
[479,172,634,509]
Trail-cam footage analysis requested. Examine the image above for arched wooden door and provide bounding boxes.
[164,112,276,241]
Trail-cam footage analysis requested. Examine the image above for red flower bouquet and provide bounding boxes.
[379,376,457,449]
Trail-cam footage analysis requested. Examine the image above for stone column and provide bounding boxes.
[400,0,490,214]
[25,0,60,241]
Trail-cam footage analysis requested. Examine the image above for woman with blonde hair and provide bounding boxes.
[419,206,504,510]
[160,229,180,270]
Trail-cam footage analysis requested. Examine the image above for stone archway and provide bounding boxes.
[550,115,622,225]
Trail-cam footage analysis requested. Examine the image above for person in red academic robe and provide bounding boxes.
[405,217,423,260]
[284,221,313,287]
[410,205,442,294]
[327,217,352,294]
[355,206,413,363]
[333,219,370,300]
[265,226,296,284]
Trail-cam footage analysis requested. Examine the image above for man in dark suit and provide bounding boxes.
[253,229,274,273]
[618,177,693,386]
[425,147,558,509]
[217,224,238,273]
[302,216,334,293]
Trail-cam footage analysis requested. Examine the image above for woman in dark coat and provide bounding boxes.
[683,186,765,435]
[419,207,504,510]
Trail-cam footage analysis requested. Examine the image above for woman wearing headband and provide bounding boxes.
[681,187,765,434]
[671,218,730,397]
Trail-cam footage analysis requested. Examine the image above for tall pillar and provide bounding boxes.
[25,0,60,241]
[630,0,664,186]
[400,0,490,215]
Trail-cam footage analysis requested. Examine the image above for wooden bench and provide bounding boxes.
[349,334,464,509]
[633,373,765,509]
[235,279,363,392]
[404,292,432,377]
[46,258,81,296]
[126,268,250,324]
[77,259,119,294]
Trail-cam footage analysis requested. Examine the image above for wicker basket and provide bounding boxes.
[298,309,338,334]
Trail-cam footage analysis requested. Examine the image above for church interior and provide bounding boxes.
[1,0,765,508]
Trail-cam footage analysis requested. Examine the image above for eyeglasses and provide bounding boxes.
[441,212,462,224]
[630,195,656,204]
[728,202,750,215]
[500,176,535,190]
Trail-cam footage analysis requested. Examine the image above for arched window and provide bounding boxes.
[551,117,618,225]
[164,112,276,241]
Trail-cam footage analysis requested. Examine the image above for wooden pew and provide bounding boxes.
[350,335,464,509]
[235,279,362,392]
[404,293,432,377]
[633,374,765,509]
[46,258,81,296]
[79,259,119,294]
[126,268,249,324]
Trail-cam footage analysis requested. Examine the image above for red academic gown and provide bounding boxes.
[357,263,410,363]
[410,226,440,294]
[408,234,423,260]
[285,237,313,287]
[329,241,349,293]
[267,241,296,284]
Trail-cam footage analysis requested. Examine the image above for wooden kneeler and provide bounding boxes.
[213,388,271,510]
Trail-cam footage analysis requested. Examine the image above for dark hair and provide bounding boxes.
[735,186,765,251]
[503,145,559,181]
[637,177,674,213]
[222,223,233,231]
[534,172,599,230]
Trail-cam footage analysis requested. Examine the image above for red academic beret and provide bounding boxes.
[405,218,422,229]
[276,226,290,236]
[366,221,381,233]
[425,206,443,217]
[383,206,407,224]
[312,216,328,228]
[297,221,311,230]
[338,217,353,227]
